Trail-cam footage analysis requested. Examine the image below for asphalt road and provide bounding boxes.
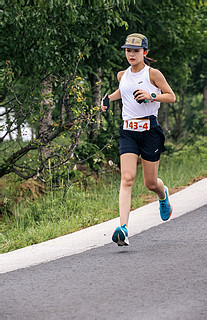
[0,205,207,320]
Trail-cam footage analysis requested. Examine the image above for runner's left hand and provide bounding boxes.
[133,89,151,101]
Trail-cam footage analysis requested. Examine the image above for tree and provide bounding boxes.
[0,0,205,180]
[0,0,131,179]
[112,0,206,140]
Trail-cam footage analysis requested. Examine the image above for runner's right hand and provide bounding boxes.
[101,94,110,112]
[101,99,107,112]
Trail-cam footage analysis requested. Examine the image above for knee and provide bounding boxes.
[121,173,135,188]
[144,180,158,192]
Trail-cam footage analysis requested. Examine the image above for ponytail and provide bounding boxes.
[144,49,157,65]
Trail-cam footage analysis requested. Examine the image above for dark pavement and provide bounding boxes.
[0,205,207,320]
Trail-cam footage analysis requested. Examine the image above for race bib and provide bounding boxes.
[123,119,150,132]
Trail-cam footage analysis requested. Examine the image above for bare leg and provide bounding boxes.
[142,158,165,199]
[119,153,138,226]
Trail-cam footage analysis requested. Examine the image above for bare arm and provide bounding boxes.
[108,88,121,102]
[134,68,176,103]
[101,70,125,112]
[150,68,176,103]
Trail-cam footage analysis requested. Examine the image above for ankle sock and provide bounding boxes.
[159,194,166,201]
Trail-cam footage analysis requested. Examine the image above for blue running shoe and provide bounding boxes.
[159,186,173,221]
[112,224,129,246]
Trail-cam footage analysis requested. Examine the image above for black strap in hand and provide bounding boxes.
[103,93,110,110]
[133,90,145,104]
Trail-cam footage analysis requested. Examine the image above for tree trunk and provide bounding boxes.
[88,67,102,140]
[5,108,13,141]
[38,75,54,159]
[61,100,66,125]
[16,124,22,140]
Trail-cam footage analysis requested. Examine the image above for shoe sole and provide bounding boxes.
[112,228,129,246]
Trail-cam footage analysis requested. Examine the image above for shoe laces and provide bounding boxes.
[160,198,170,209]
[160,200,166,206]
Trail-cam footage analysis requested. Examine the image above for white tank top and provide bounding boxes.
[119,65,161,120]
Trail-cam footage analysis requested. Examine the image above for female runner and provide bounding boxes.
[101,33,176,246]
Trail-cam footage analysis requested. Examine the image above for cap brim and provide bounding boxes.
[121,45,144,49]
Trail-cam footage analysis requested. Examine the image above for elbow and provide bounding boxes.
[171,93,176,103]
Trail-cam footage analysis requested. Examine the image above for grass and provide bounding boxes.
[0,137,206,253]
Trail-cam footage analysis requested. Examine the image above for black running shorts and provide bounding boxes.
[119,116,166,162]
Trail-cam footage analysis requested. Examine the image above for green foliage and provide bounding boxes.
[92,123,121,165]
[1,0,130,78]
[0,0,133,179]
[111,0,206,90]
[168,92,205,141]
[76,142,106,171]
[0,0,206,180]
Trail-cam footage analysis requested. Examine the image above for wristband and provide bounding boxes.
[150,93,156,102]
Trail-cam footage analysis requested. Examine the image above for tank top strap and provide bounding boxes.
[144,65,150,82]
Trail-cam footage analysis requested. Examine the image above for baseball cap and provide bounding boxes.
[121,33,148,50]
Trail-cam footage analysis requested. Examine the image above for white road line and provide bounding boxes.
[0,178,206,274]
